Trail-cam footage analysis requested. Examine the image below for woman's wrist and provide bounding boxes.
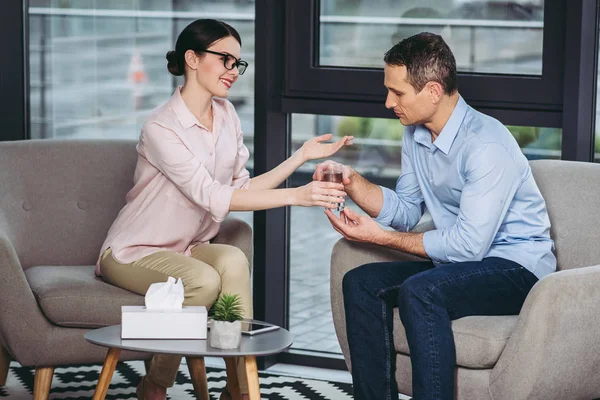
[289,187,300,206]
[292,147,307,165]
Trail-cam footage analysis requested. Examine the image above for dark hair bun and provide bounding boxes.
[166,50,183,76]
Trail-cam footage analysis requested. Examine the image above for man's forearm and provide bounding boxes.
[376,230,429,259]
[346,168,384,217]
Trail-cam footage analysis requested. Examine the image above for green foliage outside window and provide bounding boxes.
[334,119,561,153]
[336,116,404,141]
[506,126,562,151]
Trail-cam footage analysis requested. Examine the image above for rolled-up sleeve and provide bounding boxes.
[375,145,425,231]
[141,122,234,222]
[423,143,521,263]
[228,103,251,189]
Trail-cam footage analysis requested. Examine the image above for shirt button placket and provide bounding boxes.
[429,149,434,184]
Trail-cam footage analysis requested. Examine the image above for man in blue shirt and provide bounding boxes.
[318,33,556,400]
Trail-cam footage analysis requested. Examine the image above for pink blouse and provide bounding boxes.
[96,87,251,276]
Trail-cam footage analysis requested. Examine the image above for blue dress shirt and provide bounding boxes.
[375,96,556,280]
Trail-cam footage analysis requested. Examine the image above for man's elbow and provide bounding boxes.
[448,241,487,263]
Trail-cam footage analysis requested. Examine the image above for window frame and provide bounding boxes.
[284,0,567,125]
[0,0,28,141]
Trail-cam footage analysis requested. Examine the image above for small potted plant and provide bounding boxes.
[209,293,244,349]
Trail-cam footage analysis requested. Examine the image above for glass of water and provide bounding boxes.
[320,162,344,212]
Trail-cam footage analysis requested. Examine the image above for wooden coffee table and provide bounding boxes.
[85,322,293,399]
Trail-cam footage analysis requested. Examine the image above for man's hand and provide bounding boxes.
[325,207,384,244]
[313,160,353,185]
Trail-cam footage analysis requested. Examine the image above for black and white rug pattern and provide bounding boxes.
[0,360,354,399]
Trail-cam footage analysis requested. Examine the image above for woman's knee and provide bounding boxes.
[184,269,221,307]
[217,247,250,280]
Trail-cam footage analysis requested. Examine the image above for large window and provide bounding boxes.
[320,0,544,75]
[596,28,600,162]
[288,112,561,354]
[286,0,565,121]
[28,1,254,162]
[28,0,256,226]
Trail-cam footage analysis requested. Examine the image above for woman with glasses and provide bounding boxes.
[95,19,352,400]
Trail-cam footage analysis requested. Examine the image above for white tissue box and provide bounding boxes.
[121,306,208,339]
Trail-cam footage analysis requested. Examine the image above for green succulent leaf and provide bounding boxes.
[209,293,244,322]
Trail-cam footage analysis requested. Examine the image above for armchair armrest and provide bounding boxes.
[211,217,253,267]
[0,230,54,365]
[490,265,600,400]
[330,238,428,368]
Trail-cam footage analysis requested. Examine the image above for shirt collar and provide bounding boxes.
[170,86,222,132]
[414,125,432,149]
[432,95,468,155]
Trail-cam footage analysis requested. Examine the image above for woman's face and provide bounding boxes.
[187,36,242,98]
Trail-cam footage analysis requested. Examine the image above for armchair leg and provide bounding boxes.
[144,359,152,374]
[33,367,54,400]
[0,346,10,386]
[186,357,209,399]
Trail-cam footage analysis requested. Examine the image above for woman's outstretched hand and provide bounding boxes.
[299,134,353,162]
[293,181,346,208]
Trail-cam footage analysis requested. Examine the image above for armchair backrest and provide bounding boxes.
[0,139,137,269]
[530,159,600,271]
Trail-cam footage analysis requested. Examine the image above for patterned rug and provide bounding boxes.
[0,361,353,399]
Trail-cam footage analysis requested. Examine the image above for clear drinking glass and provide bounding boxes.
[320,162,344,212]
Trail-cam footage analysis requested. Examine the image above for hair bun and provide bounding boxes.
[166,50,183,76]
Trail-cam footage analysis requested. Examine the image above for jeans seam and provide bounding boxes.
[381,298,392,400]
[376,284,403,400]
[420,265,524,399]
[427,266,524,294]
[425,299,440,398]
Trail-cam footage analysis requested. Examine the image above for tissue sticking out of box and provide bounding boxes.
[145,276,184,310]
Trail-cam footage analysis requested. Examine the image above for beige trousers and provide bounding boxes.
[100,244,252,393]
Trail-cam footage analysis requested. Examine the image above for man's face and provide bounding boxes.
[384,65,435,126]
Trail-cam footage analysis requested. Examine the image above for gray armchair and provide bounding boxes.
[0,139,253,399]
[330,160,600,399]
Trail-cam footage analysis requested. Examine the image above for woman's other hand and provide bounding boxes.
[299,134,353,162]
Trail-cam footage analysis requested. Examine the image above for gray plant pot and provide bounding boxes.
[210,320,242,349]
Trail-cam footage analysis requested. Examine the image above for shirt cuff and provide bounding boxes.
[423,229,448,263]
[210,185,236,223]
[237,175,251,190]
[374,186,398,226]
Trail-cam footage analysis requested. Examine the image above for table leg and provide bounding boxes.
[244,356,260,400]
[93,347,120,400]
[186,357,210,399]
[224,357,241,399]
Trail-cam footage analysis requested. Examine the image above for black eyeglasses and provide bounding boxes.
[197,49,248,75]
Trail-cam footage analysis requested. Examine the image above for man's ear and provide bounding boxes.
[427,81,444,104]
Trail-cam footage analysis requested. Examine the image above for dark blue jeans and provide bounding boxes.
[342,257,538,400]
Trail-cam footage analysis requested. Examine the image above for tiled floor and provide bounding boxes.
[289,203,346,354]
[238,208,350,354]
[233,200,362,355]
[204,358,412,399]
